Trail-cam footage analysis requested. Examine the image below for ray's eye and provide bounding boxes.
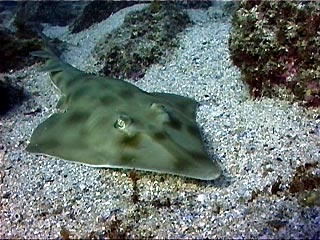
[114,115,132,130]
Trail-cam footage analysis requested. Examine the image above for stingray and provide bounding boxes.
[26,35,221,180]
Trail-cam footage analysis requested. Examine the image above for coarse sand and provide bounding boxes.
[1,3,319,239]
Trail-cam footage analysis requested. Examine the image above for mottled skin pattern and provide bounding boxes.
[26,38,221,180]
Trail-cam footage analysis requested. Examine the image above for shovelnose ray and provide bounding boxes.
[26,35,221,180]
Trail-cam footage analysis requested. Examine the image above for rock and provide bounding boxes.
[178,1,213,9]
[94,2,191,80]
[14,2,86,27]
[229,1,320,107]
[71,1,137,33]
[0,74,25,114]
[0,27,42,73]
[0,2,17,30]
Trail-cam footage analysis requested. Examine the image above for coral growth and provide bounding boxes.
[229,1,320,107]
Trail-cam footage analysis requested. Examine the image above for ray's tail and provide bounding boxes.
[30,32,87,91]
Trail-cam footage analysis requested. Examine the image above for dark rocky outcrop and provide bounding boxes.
[71,1,138,33]
[14,1,86,27]
[0,75,25,115]
[0,27,42,73]
[178,1,213,9]
[94,2,191,80]
[229,1,320,107]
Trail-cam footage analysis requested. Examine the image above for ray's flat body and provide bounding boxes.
[26,36,221,180]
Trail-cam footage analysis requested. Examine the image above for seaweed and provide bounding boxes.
[129,171,139,204]
[289,162,320,193]
[60,227,71,240]
[298,190,320,207]
[271,176,282,195]
[151,197,171,208]
[105,216,131,239]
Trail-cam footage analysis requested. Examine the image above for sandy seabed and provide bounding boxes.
[1,4,319,239]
